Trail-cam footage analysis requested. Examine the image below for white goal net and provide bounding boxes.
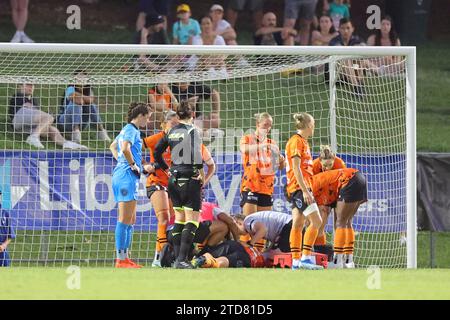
[0,44,416,268]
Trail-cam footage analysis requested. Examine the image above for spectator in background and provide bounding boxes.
[311,14,338,45]
[327,0,350,30]
[170,82,222,138]
[9,83,87,150]
[188,16,228,78]
[209,4,238,45]
[136,0,172,31]
[10,0,34,43]
[0,201,15,267]
[226,0,265,31]
[172,4,201,45]
[57,70,111,144]
[329,18,373,97]
[254,12,297,46]
[367,15,402,74]
[134,14,170,71]
[284,0,318,45]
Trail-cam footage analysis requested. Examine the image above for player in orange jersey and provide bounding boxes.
[312,168,367,268]
[239,112,285,251]
[312,144,347,246]
[143,110,215,267]
[285,112,323,270]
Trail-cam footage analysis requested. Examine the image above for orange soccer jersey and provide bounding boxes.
[285,134,314,196]
[143,131,172,188]
[312,156,346,175]
[312,168,359,206]
[240,134,277,196]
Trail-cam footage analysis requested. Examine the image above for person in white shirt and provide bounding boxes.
[209,4,238,45]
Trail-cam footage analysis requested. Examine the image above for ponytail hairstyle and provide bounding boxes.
[127,102,150,123]
[176,100,193,120]
[293,112,313,130]
[319,145,335,160]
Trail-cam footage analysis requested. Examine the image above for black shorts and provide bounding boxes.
[168,175,202,211]
[193,221,212,244]
[146,184,167,199]
[338,171,368,203]
[274,221,292,253]
[240,191,273,207]
[205,240,251,268]
[289,190,309,211]
[138,0,171,16]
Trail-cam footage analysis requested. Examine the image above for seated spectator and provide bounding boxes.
[57,70,111,144]
[311,14,338,45]
[9,83,87,150]
[170,82,222,137]
[172,4,201,45]
[329,18,376,97]
[0,197,15,267]
[209,4,238,45]
[135,0,172,31]
[226,0,265,31]
[10,0,34,43]
[327,0,350,30]
[367,15,403,74]
[188,15,227,78]
[134,14,170,71]
[255,12,297,45]
[145,83,179,134]
[283,0,318,45]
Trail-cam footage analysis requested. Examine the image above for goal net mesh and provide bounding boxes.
[0,46,408,267]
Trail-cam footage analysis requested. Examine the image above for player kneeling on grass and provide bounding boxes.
[312,168,367,268]
[191,240,265,268]
[110,102,153,269]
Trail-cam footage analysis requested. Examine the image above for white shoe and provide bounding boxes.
[63,141,88,150]
[20,33,35,43]
[344,261,355,269]
[26,135,44,149]
[10,31,22,43]
[97,129,111,142]
[72,131,82,144]
[299,259,324,270]
[327,261,344,269]
[151,259,162,268]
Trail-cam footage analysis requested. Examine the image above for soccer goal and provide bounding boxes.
[0,43,416,268]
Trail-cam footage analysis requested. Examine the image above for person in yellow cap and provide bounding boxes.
[172,4,201,45]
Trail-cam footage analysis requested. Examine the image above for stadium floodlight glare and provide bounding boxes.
[0,43,416,268]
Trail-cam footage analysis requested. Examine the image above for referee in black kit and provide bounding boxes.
[154,100,204,269]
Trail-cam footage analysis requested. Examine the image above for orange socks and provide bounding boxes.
[302,226,318,256]
[315,233,327,246]
[344,228,355,255]
[156,222,167,253]
[240,233,251,243]
[334,228,346,255]
[289,227,302,260]
[254,239,266,252]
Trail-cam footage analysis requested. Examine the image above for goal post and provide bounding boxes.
[0,43,416,268]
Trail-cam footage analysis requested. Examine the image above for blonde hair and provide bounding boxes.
[254,112,272,125]
[319,145,335,160]
[293,112,313,130]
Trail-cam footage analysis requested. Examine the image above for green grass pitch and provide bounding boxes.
[1,268,450,300]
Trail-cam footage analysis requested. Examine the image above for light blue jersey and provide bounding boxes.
[112,123,142,202]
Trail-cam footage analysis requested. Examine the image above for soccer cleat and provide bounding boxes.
[151,259,162,268]
[174,260,194,269]
[115,259,140,269]
[26,135,44,149]
[191,256,207,268]
[327,261,344,269]
[125,258,143,268]
[299,259,324,270]
[291,258,300,270]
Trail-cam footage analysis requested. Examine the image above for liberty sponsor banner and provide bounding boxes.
[0,151,406,233]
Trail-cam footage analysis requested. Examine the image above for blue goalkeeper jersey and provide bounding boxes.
[114,123,143,172]
[0,210,15,267]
